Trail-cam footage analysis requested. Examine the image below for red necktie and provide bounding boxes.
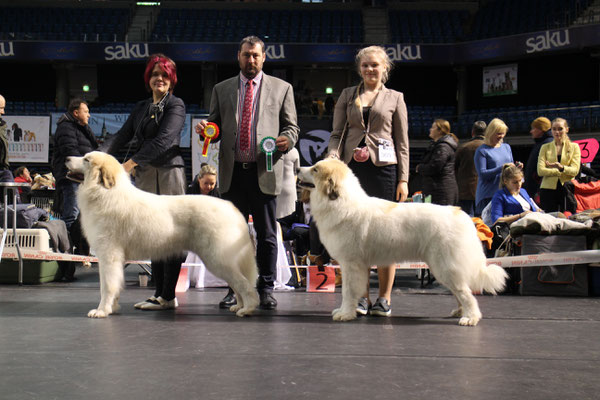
[239,80,254,152]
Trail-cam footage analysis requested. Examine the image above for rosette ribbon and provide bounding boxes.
[201,122,219,156]
[260,136,277,172]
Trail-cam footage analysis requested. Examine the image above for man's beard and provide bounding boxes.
[242,65,259,79]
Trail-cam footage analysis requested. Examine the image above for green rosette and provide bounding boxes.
[260,136,277,172]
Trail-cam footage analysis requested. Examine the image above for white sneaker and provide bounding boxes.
[140,296,178,310]
[134,296,157,309]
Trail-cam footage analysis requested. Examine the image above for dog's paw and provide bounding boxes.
[450,307,462,318]
[458,316,480,326]
[87,309,108,318]
[236,307,255,317]
[230,304,242,313]
[332,308,357,322]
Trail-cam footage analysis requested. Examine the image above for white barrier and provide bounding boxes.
[4,248,600,269]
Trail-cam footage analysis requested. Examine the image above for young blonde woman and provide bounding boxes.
[327,45,409,317]
[537,118,581,212]
[187,163,219,196]
[489,163,539,226]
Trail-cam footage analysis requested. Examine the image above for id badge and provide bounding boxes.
[378,139,395,162]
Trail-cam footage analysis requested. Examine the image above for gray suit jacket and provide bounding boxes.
[208,73,299,195]
[328,85,409,182]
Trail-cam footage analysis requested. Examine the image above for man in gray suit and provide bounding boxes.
[196,36,299,309]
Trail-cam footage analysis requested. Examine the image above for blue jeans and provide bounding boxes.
[0,169,14,183]
[458,199,475,217]
[58,180,79,229]
[475,198,492,218]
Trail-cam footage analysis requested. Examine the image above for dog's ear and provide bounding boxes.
[95,156,120,189]
[325,176,339,200]
[98,166,116,189]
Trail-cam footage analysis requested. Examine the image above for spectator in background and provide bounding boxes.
[187,163,219,197]
[537,118,581,212]
[328,45,409,317]
[278,188,311,257]
[52,98,98,232]
[13,166,32,197]
[489,163,539,227]
[474,118,520,216]
[0,94,13,183]
[184,163,225,293]
[455,120,486,216]
[523,117,552,202]
[276,147,300,219]
[324,94,335,115]
[416,119,458,205]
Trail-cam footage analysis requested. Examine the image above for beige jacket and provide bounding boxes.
[327,85,409,182]
[537,140,581,189]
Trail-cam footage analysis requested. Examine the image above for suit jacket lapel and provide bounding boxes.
[136,98,153,139]
[369,85,387,129]
[348,87,363,130]
[561,142,571,162]
[229,77,240,126]
[257,74,271,138]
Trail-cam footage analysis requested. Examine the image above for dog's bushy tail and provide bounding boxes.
[471,264,509,295]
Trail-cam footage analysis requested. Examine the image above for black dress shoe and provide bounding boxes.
[219,288,237,309]
[259,291,277,310]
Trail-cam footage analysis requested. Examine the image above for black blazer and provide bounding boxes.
[104,93,185,168]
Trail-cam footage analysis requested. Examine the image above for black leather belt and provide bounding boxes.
[236,162,256,170]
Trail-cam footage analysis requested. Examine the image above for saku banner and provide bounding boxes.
[1,24,598,64]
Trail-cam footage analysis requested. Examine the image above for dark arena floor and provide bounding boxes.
[1,265,599,400]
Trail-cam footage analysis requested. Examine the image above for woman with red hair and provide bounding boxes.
[103,53,187,311]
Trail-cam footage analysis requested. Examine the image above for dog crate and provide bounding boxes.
[0,228,59,283]
[27,189,60,218]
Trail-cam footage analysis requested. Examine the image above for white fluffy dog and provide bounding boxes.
[297,159,508,326]
[66,152,259,318]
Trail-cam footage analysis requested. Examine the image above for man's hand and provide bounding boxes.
[276,136,290,152]
[194,120,208,135]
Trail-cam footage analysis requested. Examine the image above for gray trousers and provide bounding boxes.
[135,165,186,196]
[134,164,186,300]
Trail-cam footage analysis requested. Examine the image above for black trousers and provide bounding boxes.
[152,254,186,301]
[222,163,278,292]
[540,181,566,213]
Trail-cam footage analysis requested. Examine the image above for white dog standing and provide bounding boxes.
[298,159,508,326]
[66,151,259,318]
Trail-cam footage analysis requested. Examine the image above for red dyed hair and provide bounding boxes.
[143,53,177,92]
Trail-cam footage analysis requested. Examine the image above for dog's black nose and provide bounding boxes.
[295,167,301,175]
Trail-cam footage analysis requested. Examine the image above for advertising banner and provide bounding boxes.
[1,25,598,65]
[4,116,50,163]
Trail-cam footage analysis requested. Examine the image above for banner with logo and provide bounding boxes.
[0,24,597,65]
[297,117,333,166]
[4,116,50,163]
